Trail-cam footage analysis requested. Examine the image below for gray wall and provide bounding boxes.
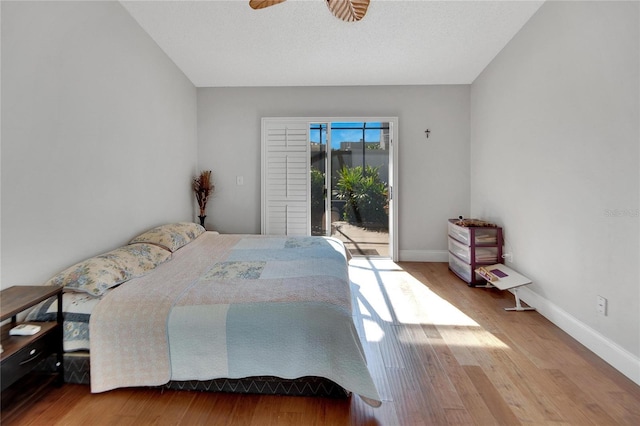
[197,85,470,259]
[1,1,198,288]
[470,1,639,380]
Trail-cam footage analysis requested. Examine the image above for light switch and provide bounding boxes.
[236,176,244,186]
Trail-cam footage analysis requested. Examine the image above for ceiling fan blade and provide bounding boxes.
[326,0,370,22]
[249,0,287,10]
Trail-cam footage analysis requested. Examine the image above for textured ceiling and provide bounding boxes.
[120,0,544,87]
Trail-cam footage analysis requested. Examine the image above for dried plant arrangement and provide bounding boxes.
[193,170,215,221]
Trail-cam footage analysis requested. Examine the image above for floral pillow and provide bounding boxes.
[103,243,171,277]
[45,243,171,297]
[26,291,106,351]
[128,222,205,252]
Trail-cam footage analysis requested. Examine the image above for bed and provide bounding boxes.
[27,223,380,407]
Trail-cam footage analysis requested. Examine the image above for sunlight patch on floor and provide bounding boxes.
[349,258,511,350]
[399,273,479,327]
[350,258,479,327]
[361,317,385,342]
[349,258,398,323]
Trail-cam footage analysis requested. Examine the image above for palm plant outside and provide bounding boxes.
[336,165,388,229]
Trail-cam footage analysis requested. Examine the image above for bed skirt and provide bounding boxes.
[38,353,349,399]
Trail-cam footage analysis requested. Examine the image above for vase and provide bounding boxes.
[198,215,206,227]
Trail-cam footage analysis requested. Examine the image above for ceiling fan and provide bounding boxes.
[249,0,370,22]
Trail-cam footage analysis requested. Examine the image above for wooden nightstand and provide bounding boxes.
[1,286,64,410]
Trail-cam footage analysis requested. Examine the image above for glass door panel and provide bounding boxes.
[330,122,389,257]
[310,121,390,256]
[309,123,328,236]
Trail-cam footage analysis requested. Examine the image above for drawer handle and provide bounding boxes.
[20,349,41,365]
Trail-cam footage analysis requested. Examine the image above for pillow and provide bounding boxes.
[45,243,171,297]
[128,222,205,252]
[105,243,172,277]
[26,291,107,352]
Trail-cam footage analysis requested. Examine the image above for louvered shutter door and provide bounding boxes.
[262,120,310,236]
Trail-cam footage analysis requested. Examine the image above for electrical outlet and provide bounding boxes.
[502,253,513,262]
[596,296,607,316]
[236,176,244,186]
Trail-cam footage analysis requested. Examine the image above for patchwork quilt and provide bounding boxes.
[90,232,380,406]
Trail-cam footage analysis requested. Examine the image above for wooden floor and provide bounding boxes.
[3,261,639,425]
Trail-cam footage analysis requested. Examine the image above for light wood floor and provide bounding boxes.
[3,261,639,425]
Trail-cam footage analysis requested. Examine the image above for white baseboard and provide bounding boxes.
[516,286,640,386]
[399,250,448,262]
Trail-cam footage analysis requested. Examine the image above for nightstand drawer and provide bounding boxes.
[1,329,57,391]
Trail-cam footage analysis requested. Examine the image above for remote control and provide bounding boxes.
[9,324,41,336]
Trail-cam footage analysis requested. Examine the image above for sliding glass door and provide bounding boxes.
[310,121,391,257]
[310,123,329,235]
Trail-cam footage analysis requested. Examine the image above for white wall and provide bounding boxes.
[197,85,470,259]
[470,1,639,382]
[1,1,198,288]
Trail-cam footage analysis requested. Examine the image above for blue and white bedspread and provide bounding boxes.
[90,232,381,407]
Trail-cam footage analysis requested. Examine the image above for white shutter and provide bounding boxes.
[262,120,310,235]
